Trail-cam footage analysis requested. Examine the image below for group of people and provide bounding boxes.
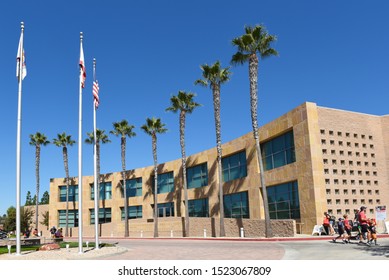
[49,226,63,238]
[23,228,39,238]
[323,206,378,246]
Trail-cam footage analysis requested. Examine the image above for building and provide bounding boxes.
[48,102,389,236]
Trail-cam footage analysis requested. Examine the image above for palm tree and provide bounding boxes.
[110,120,136,237]
[231,24,278,238]
[195,61,231,237]
[141,117,167,238]
[85,129,111,187]
[166,90,201,237]
[29,132,50,231]
[53,132,76,237]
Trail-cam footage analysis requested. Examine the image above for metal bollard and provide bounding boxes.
[240,227,244,238]
[141,230,143,238]
[170,230,173,237]
[66,244,70,252]
[86,241,89,249]
[7,245,11,254]
[204,228,207,238]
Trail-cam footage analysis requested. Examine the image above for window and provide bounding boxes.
[222,151,247,182]
[90,182,112,200]
[321,139,326,145]
[331,150,336,155]
[187,163,208,189]
[368,199,373,205]
[354,133,358,138]
[121,205,143,220]
[157,202,174,217]
[320,129,325,135]
[327,199,332,205]
[341,160,345,165]
[261,131,295,171]
[325,179,330,184]
[122,177,142,197]
[348,151,352,156]
[326,189,331,195]
[360,190,365,195]
[362,144,366,148]
[333,169,338,175]
[356,152,360,157]
[344,199,349,205]
[188,198,209,217]
[334,179,339,185]
[375,190,379,195]
[322,149,327,155]
[361,135,365,139]
[58,210,78,227]
[338,132,342,137]
[324,169,329,174]
[355,143,359,148]
[152,172,174,194]
[361,199,365,204]
[368,190,372,195]
[373,171,377,176]
[329,131,334,135]
[370,144,374,149]
[323,159,328,164]
[224,192,249,218]
[376,199,381,204]
[330,140,335,145]
[342,179,347,185]
[346,133,350,137]
[353,199,357,205]
[59,185,78,202]
[335,189,340,195]
[352,189,356,195]
[369,136,373,140]
[336,199,340,205]
[90,208,111,224]
[341,170,346,175]
[343,189,348,195]
[351,179,355,185]
[267,181,300,220]
[338,141,343,146]
[332,160,337,165]
[347,142,351,147]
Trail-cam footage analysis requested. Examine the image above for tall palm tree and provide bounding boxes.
[231,24,278,238]
[85,129,111,222]
[141,117,167,238]
[166,91,201,237]
[29,132,50,231]
[110,120,136,237]
[195,61,231,237]
[53,132,76,237]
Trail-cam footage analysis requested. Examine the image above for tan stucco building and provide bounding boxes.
[48,102,389,236]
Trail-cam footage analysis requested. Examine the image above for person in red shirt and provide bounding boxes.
[323,212,331,235]
[358,206,371,245]
[343,214,352,243]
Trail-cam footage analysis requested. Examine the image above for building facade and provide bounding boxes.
[48,102,389,236]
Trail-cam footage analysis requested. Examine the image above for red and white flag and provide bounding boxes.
[16,32,27,80]
[79,42,86,88]
[93,80,100,109]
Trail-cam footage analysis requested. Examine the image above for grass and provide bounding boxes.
[0,241,113,255]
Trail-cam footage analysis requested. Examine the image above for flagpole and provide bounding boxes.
[93,58,100,249]
[15,21,24,256]
[78,32,84,254]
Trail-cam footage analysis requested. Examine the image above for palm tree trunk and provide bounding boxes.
[180,111,189,237]
[152,135,159,237]
[122,136,129,237]
[212,84,225,237]
[35,145,40,231]
[63,147,70,237]
[249,54,272,238]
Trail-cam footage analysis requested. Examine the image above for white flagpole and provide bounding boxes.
[93,58,100,249]
[78,32,84,254]
[15,21,24,256]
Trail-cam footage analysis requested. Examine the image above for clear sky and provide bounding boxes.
[0,0,388,216]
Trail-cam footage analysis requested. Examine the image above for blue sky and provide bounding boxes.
[1,0,388,216]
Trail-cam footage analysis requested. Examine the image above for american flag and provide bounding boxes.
[79,43,86,88]
[93,80,100,108]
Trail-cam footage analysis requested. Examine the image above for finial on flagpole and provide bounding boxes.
[80,32,83,41]
[21,22,24,30]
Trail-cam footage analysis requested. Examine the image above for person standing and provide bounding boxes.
[323,212,331,235]
[358,206,371,245]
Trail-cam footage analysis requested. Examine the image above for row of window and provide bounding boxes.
[322,149,375,157]
[328,208,375,216]
[58,180,302,227]
[58,192,250,227]
[327,199,380,205]
[326,189,380,195]
[325,179,379,185]
[324,169,378,176]
[320,130,373,140]
[321,140,374,149]
[323,159,377,167]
